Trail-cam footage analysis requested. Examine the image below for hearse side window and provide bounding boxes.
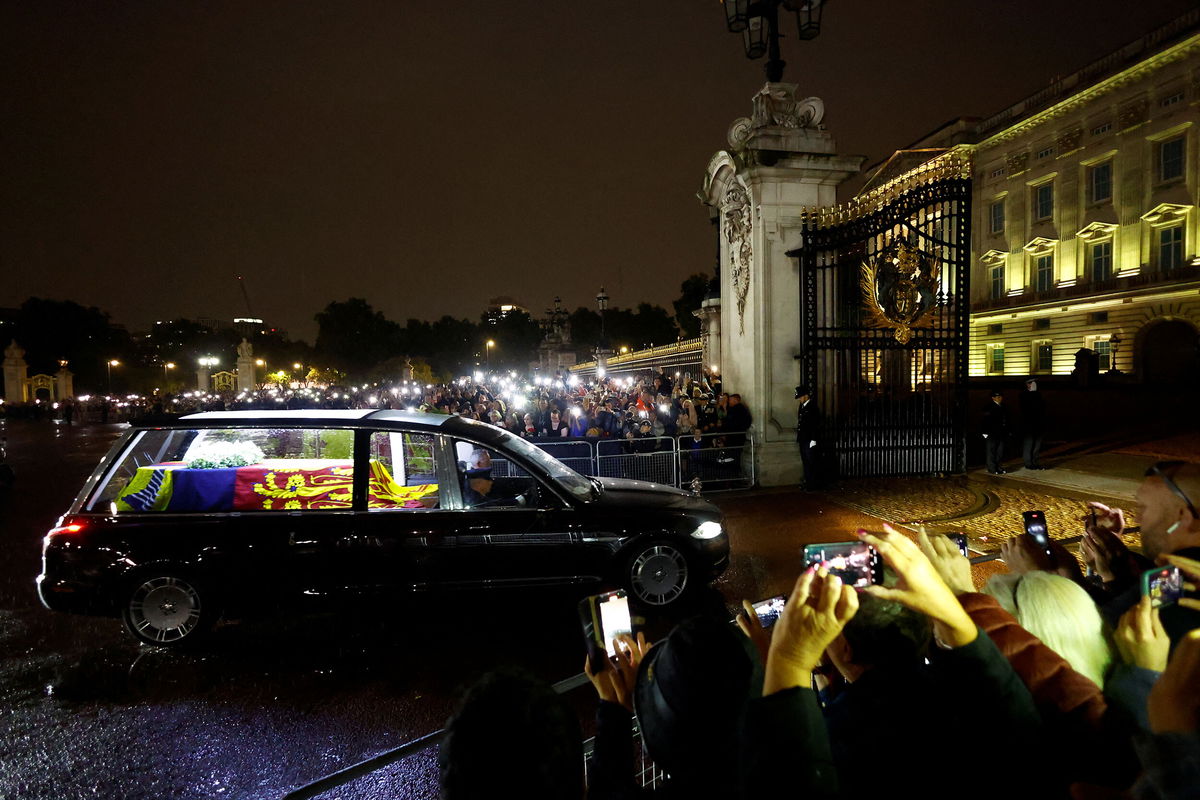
[90,427,356,514]
[367,431,440,510]
[453,439,538,509]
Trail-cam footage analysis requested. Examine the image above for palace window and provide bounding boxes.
[1089,241,1113,282]
[1034,183,1054,220]
[1086,334,1113,371]
[1087,162,1112,204]
[1158,225,1184,271]
[1160,91,1185,109]
[1033,340,1054,373]
[1091,122,1111,136]
[987,323,1003,336]
[1036,146,1055,160]
[987,343,1005,375]
[990,200,1005,234]
[1034,254,1054,292]
[989,264,1005,300]
[1158,136,1185,182]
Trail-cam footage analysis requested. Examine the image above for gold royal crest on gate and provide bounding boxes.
[860,241,940,344]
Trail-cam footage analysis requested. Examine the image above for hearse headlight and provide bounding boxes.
[690,521,723,540]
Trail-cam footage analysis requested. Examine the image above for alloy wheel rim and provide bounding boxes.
[631,545,688,605]
[129,577,201,643]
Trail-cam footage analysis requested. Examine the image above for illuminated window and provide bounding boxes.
[989,200,1005,234]
[1089,241,1113,282]
[1095,339,1111,371]
[987,344,1005,374]
[1158,137,1185,182]
[1034,184,1054,220]
[1158,225,1184,271]
[1032,340,1053,373]
[1034,254,1054,292]
[1087,162,1112,204]
[989,264,1005,300]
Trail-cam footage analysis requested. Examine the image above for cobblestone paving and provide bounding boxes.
[825,475,1142,557]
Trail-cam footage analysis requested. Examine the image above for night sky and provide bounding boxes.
[3,1,1196,342]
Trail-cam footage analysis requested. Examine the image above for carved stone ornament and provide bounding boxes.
[1005,151,1029,176]
[750,83,824,131]
[1118,99,1149,131]
[722,183,753,335]
[727,117,754,150]
[237,338,253,359]
[860,241,941,344]
[4,340,25,361]
[1056,127,1083,154]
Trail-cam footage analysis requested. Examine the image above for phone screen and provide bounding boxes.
[1023,510,1049,550]
[752,595,787,629]
[802,542,882,588]
[578,589,633,661]
[1142,566,1184,608]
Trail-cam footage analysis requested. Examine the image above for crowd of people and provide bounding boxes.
[0,367,756,459]
[440,461,1200,799]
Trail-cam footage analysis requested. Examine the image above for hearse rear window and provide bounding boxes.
[89,428,355,513]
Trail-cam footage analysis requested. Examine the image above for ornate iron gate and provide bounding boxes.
[793,156,971,477]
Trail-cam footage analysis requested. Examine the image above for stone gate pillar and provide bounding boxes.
[3,340,29,403]
[701,83,863,486]
[55,364,74,399]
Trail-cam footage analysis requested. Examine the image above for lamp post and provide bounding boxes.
[596,286,609,348]
[720,0,828,82]
[163,361,175,387]
[106,359,120,394]
[486,340,495,367]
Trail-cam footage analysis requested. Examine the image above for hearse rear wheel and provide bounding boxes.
[626,540,690,607]
[122,573,215,647]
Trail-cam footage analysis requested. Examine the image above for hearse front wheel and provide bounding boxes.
[625,540,690,607]
[122,573,215,647]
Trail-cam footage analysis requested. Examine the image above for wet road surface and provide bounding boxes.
[0,418,887,800]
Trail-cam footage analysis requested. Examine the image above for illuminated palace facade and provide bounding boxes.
[868,12,1200,383]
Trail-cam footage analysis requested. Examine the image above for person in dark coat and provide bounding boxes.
[722,394,752,450]
[1020,378,1048,470]
[795,385,823,489]
[981,390,1008,474]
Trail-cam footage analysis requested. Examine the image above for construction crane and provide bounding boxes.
[236,275,254,318]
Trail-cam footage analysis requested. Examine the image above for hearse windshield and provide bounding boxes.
[489,429,594,500]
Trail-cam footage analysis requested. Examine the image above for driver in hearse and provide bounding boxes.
[461,448,521,508]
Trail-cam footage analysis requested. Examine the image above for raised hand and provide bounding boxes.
[736,598,771,666]
[1147,628,1200,734]
[584,631,650,712]
[918,528,975,595]
[859,524,977,648]
[1000,534,1055,575]
[1114,595,1170,672]
[763,567,858,695]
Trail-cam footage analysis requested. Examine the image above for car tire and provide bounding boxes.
[121,572,216,647]
[624,539,691,607]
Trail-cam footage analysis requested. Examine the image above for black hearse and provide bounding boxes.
[37,410,729,645]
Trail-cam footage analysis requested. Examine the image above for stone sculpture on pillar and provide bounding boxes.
[55,362,74,400]
[236,339,256,393]
[3,340,29,403]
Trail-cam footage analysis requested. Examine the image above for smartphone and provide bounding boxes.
[752,595,787,629]
[802,542,884,589]
[578,589,633,669]
[1023,510,1050,553]
[946,532,969,558]
[1141,566,1185,609]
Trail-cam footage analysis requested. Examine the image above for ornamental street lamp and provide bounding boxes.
[720,0,829,82]
[163,361,175,386]
[106,359,120,393]
[486,340,495,367]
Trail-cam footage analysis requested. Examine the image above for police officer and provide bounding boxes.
[795,385,823,489]
[982,389,1009,475]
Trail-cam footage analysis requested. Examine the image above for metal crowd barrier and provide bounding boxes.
[494,432,756,492]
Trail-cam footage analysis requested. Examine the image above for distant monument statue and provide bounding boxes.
[236,339,256,393]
